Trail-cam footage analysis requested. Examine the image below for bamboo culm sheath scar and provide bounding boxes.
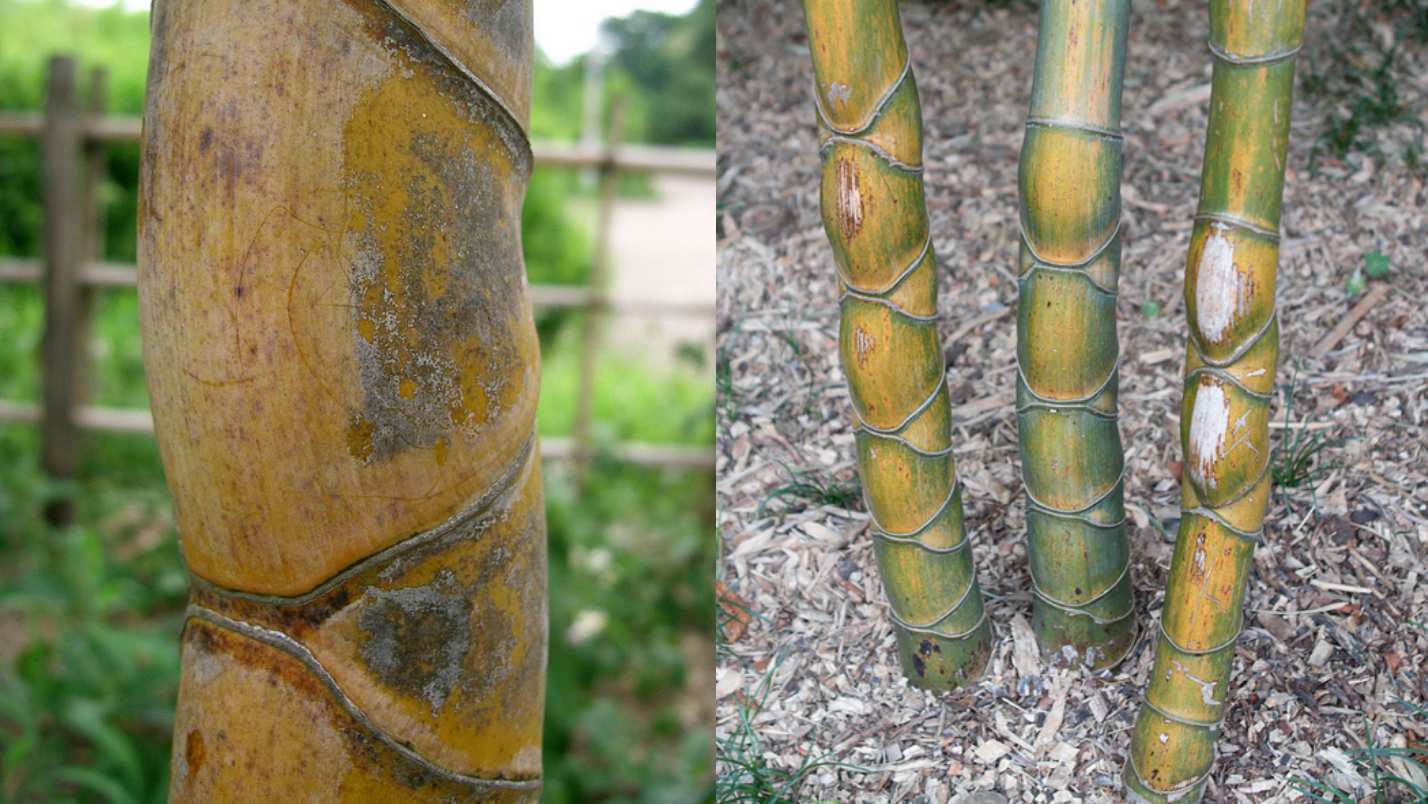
[800,0,993,689]
[1125,1,1305,800]
[138,1,545,799]
[1016,0,1136,668]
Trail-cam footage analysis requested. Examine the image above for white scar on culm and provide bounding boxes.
[1187,380,1230,490]
[1195,223,1246,343]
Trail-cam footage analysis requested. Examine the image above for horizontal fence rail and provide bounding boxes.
[0,58,713,501]
[0,112,718,176]
[0,257,714,317]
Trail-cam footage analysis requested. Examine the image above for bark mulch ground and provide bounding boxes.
[715,1,1428,801]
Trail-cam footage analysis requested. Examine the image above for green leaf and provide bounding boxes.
[1141,300,1161,319]
[60,698,144,794]
[50,766,139,804]
[1346,268,1367,298]
[1364,250,1390,279]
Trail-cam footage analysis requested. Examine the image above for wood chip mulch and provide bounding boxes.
[715,1,1428,801]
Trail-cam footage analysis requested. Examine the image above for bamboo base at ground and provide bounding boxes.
[1124,1,1305,799]
[1016,0,1135,668]
[802,0,992,689]
[139,1,545,799]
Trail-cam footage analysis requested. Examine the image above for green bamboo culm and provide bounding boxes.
[1124,1,1305,800]
[1016,0,1136,668]
[800,0,993,689]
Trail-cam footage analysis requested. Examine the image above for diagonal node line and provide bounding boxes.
[189,435,537,606]
[836,232,933,298]
[819,134,923,173]
[839,288,941,323]
[1027,555,1132,615]
[1023,465,1127,518]
[1019,219,1122,272]
[185,605,542,792]
[811,57,912,137]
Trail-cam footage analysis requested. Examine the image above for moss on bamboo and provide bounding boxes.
[1016,0,1135,668]
[802,0,992,689]
[1124,1,1305,800]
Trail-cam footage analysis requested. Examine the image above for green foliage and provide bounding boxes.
[543,460,714,803]
[0,429,184,804]
[1363,250,1391,280]
[539,322,715,446]
[599,0,715,148]
[1346,250,1393,299]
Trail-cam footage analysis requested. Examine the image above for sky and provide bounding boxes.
[69,0,699,67]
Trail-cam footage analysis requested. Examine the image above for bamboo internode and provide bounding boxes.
[1016,0,1136,668]
[140,1,544,798]
[1125,1,1305,800]
[801,0,992,689]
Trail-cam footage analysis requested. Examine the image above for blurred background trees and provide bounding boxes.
[0,1,715,802]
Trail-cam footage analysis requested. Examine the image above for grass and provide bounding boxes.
[714,653,848,804]
[1291,713,1428,803]
[755,462,859,521]
[1270,372,1339,494]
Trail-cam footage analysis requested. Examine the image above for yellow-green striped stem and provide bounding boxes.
[1016,0,1136,668]
[801,0,992,689]
[1124,1,1305,800]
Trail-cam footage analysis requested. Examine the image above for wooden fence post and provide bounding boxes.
[76,67,108,409]
[571,99,623,476]
[41,55,82,524]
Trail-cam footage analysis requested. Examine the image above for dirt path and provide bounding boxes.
[715,1,1428,801]
[605,173,716,363]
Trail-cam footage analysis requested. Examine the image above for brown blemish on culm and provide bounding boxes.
[853,325,875,367]
[835,158,865,241]
[185,729,206,775]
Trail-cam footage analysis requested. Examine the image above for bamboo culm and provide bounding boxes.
[801,0,993,689]
[1016,0,1136,668]
[1124,1,1306,800]
[139,1,545,799]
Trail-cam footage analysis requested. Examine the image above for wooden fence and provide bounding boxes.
[0,57,716,498]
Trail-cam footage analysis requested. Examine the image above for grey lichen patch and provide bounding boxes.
[358,569,472,716]
[462,0,529,60]
[343,122,524,463]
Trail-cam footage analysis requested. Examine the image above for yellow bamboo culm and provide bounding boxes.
[800,0,993,689]
[139,1,544,799]
[1124,1,1306,800]
[1016,0,1136,669]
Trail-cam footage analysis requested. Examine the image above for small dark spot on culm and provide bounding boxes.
[919,639,934,656]
[233,285,244,298]
[199,128,213,153]
[1075,586,1082,595]
[911,652,926,676]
